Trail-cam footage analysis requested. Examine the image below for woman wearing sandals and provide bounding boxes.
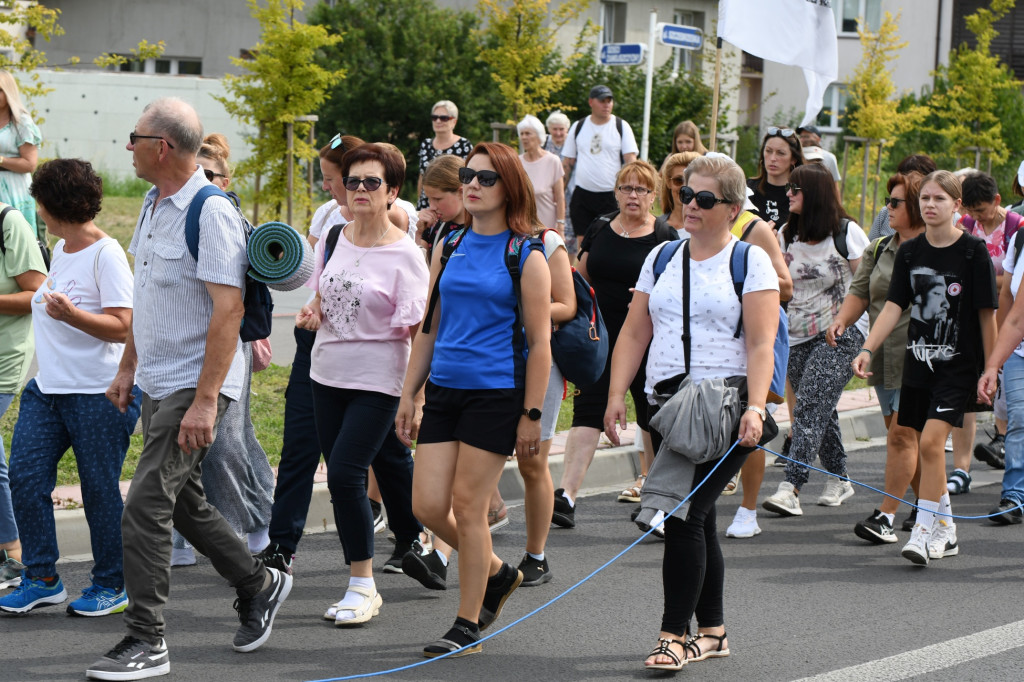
[604,155,779,670]
[396,142,551,657]
[295,143,429,623]
[855,170,998,565]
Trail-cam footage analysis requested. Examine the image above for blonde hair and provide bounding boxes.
[922,170,962,202]
[660,152,702,213]
[198,133,231,177]
[422,154,464,193]
[0,71,30,132]
[672,120,708,155]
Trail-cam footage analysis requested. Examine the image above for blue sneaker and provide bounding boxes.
[0,576,68,613]
[68,584,129,617]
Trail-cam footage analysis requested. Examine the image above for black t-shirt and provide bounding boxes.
[886,233,997,389]
[747,178,790,227]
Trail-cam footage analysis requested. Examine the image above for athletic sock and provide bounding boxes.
[561,490,575,507]
[334,576,376,622]
[880,512,895,526]
[435,550,449,567]
[527,551,544,561]
[916,499,940,531]
[938,493,953,524]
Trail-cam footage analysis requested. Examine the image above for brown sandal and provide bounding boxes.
[683,632,730,662]
[644,637,686,671]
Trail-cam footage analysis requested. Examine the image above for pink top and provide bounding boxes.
[310,227,429,396]
[520,151,564,230]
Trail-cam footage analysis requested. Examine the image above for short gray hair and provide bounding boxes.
[517,114,546,145]
[684,155,746,206]
[142,97,203,154]
[432,100,458,119]
[546,111,570,130]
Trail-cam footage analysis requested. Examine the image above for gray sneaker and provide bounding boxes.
[0,550,26,589]
[86,636,169,680]
[232,567,292,652]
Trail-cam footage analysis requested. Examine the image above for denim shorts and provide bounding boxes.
[874,385,901,418]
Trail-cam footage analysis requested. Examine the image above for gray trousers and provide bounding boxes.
[122,388,265,643]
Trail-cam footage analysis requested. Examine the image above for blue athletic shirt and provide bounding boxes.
[429,228,542,389]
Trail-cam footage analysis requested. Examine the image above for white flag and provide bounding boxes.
[718,0,838,127]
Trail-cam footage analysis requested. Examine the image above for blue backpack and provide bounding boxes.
[185,185,274,342]
[653,239,789,404]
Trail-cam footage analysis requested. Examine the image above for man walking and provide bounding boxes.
[562,85,638,247]
[87,98,290,681]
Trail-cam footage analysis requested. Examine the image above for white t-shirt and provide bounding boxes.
[393,198,419,240]
[309,199,346,241]
[31,237,134,394]
[635,238,780,396]
[561,116,638,193]
[1002,245,1024,358]
[781,222,870,345]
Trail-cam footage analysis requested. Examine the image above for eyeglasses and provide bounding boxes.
[204,169,228,182]
[785,183,802,194]
[329,133,345,150]
[431,115,454,122]
[766,127,796,138]
[669,175,686,187]
[886,196,906,209]
[342,176,384,192]
[679,186,728,209]
[129,131,174,149]
[616,185,652,197]
[458,167,501,187]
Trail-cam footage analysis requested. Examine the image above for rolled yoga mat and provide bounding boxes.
[246,221,314,292]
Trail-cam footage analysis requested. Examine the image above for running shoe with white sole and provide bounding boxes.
[763,482,803,516]
[818,478,854,507]
[0,576,67,613]
[927,519,959,559]
[68,584,129,617]
[0,550,25,589]
[725,507,761,538]
[901,523,930,566]
[86,636,169,680]
[854,509,898,544]
[233,567,292,652]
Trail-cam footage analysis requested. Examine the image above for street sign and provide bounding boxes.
[656,22,702,50]
[599,42,646,66]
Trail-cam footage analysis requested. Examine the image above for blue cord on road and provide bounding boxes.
[303,441,744,682]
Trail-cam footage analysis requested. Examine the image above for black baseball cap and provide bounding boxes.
[589,85,613,100]
[796,124,820,136]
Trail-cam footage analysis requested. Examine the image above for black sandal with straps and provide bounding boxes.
[644,637,687,671]
[683,632,731,662]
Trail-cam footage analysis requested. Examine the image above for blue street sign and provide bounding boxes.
[656,22,703,50]
[599,42,646,66]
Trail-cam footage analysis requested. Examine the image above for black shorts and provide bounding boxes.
[897,383,975,432]
[417,381,524,457]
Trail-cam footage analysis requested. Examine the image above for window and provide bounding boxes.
[833,0,881,35]
[816,84,849,131]
[671,10,704,75]
[115,57,203,76]
[601,1,626,44]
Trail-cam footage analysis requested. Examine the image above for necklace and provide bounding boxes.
[348,223,390,267]
[618,218,649,238]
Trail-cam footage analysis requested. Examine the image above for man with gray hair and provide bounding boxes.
[86,98,290,681]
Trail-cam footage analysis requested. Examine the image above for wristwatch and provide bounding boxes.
[745,405,767,421]
[523,407,542,421]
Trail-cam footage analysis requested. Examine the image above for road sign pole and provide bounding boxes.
[641,10,656,161]
[710,36,723,151]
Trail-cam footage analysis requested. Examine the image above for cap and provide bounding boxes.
[589,85,613,100]
[796,124,820,136]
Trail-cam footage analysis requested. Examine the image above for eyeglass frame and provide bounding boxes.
[616,185,653,197]
[784,183,802,194]
[886,196,907,209]
[129,131,174,149]
[204,169,228,182]
[342,176,384,192]
[458,167,501,187]
[678,186,728,209]
[431,114,454,122]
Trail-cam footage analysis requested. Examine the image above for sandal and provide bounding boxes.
[488,504,509,532]
[946,469,971,495]
[423,622,482,658]
[721,474,740,496]
[331,585,382,626]
[644,637,686,671]
[618,475,646,503]
[683,632,730,662]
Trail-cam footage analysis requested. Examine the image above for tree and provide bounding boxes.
[476,0,592,123]
[217,0,344,224]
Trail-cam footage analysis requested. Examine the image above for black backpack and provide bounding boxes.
[572,115,625,165]
[0,205,51,270]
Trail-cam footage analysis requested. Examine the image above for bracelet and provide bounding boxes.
[556,219,565,224]
[859,348,873,358]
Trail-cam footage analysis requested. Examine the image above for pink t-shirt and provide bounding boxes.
[520,151,564,230]
[310,227,429,396]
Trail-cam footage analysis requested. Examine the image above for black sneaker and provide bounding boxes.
[478,562,522,630]
[232,567,292,652]
[901,502,918,532]
[629,505,641,523]
[552,488,576,528]
[369,499,386,534]
[402,547,447,590]
[86,636,169,680]
[990,498,1024,525]
[517,553,552,587]
[854,509,898,544]
[254,543,293,575]
[773,433,792,466]
[383,538,421,574]
[974,431,1006,470]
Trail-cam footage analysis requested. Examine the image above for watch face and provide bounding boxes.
[527,408,542,421]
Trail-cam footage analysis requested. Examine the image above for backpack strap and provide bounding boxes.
[1004,210,1022,253]
[681,240,691,374]
[739,215,759,242]
[323,223,344,266]
[872,234,894,260]
[185,184,232,262]
[616,115,624,165]
[1014,225,1024,268]
[652,240,684,284]
[833,217,850,260]
[505,233,542,386]
[0,205,12,256]
[421,227,468,334]
[729,241,752,338]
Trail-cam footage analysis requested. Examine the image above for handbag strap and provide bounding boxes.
[682,240,690,375]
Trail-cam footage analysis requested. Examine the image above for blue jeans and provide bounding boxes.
[0,392,17,545]
[1001,353,1024,504]
[10,380,141,587]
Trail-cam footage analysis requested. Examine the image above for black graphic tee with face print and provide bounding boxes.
[886,233,997,389]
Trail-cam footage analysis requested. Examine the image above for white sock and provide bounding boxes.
[435,550,449,567]
[880,512,895,525]
[916,499,940,531]
[247,528,270,553]
[527,551,544,561]
[938,493,953,524]
[334,576,376,622]
[561,490,575,507]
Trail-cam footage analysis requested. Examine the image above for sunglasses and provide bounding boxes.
[766,126,797,138]
[886,196,906,209]
[785,183,802,194]
[617,185,652,197]
[431,115,454,122]
[204,169,228,182]
[679,186,728,209]
[458,167,501,187]
[342,176,384,192]
[129,131,174,149]
[329,133,345,150]
[669,175,686,187]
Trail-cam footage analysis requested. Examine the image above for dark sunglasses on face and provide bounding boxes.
[766,126,796,138]
[458,167,501,187]
[129,131,174,149]
[329,133,345,150]
[886,196,906,209]
[431,115,454,122]
[785,183,802,194]
[679,186,727,209]
[204,169,228,182]
[342,176,384,192]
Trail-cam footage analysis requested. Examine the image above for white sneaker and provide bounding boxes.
[725,507,761,538]
[901,523,930,566]
[170,546,196,567]
[818,479,854,507]
[927,519,959,559]
[762,482,803,516]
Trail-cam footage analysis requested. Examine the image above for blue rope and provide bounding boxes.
[303,440,745,682]
[759,443,1024,519]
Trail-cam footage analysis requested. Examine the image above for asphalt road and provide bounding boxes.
[3,442,1023,681]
